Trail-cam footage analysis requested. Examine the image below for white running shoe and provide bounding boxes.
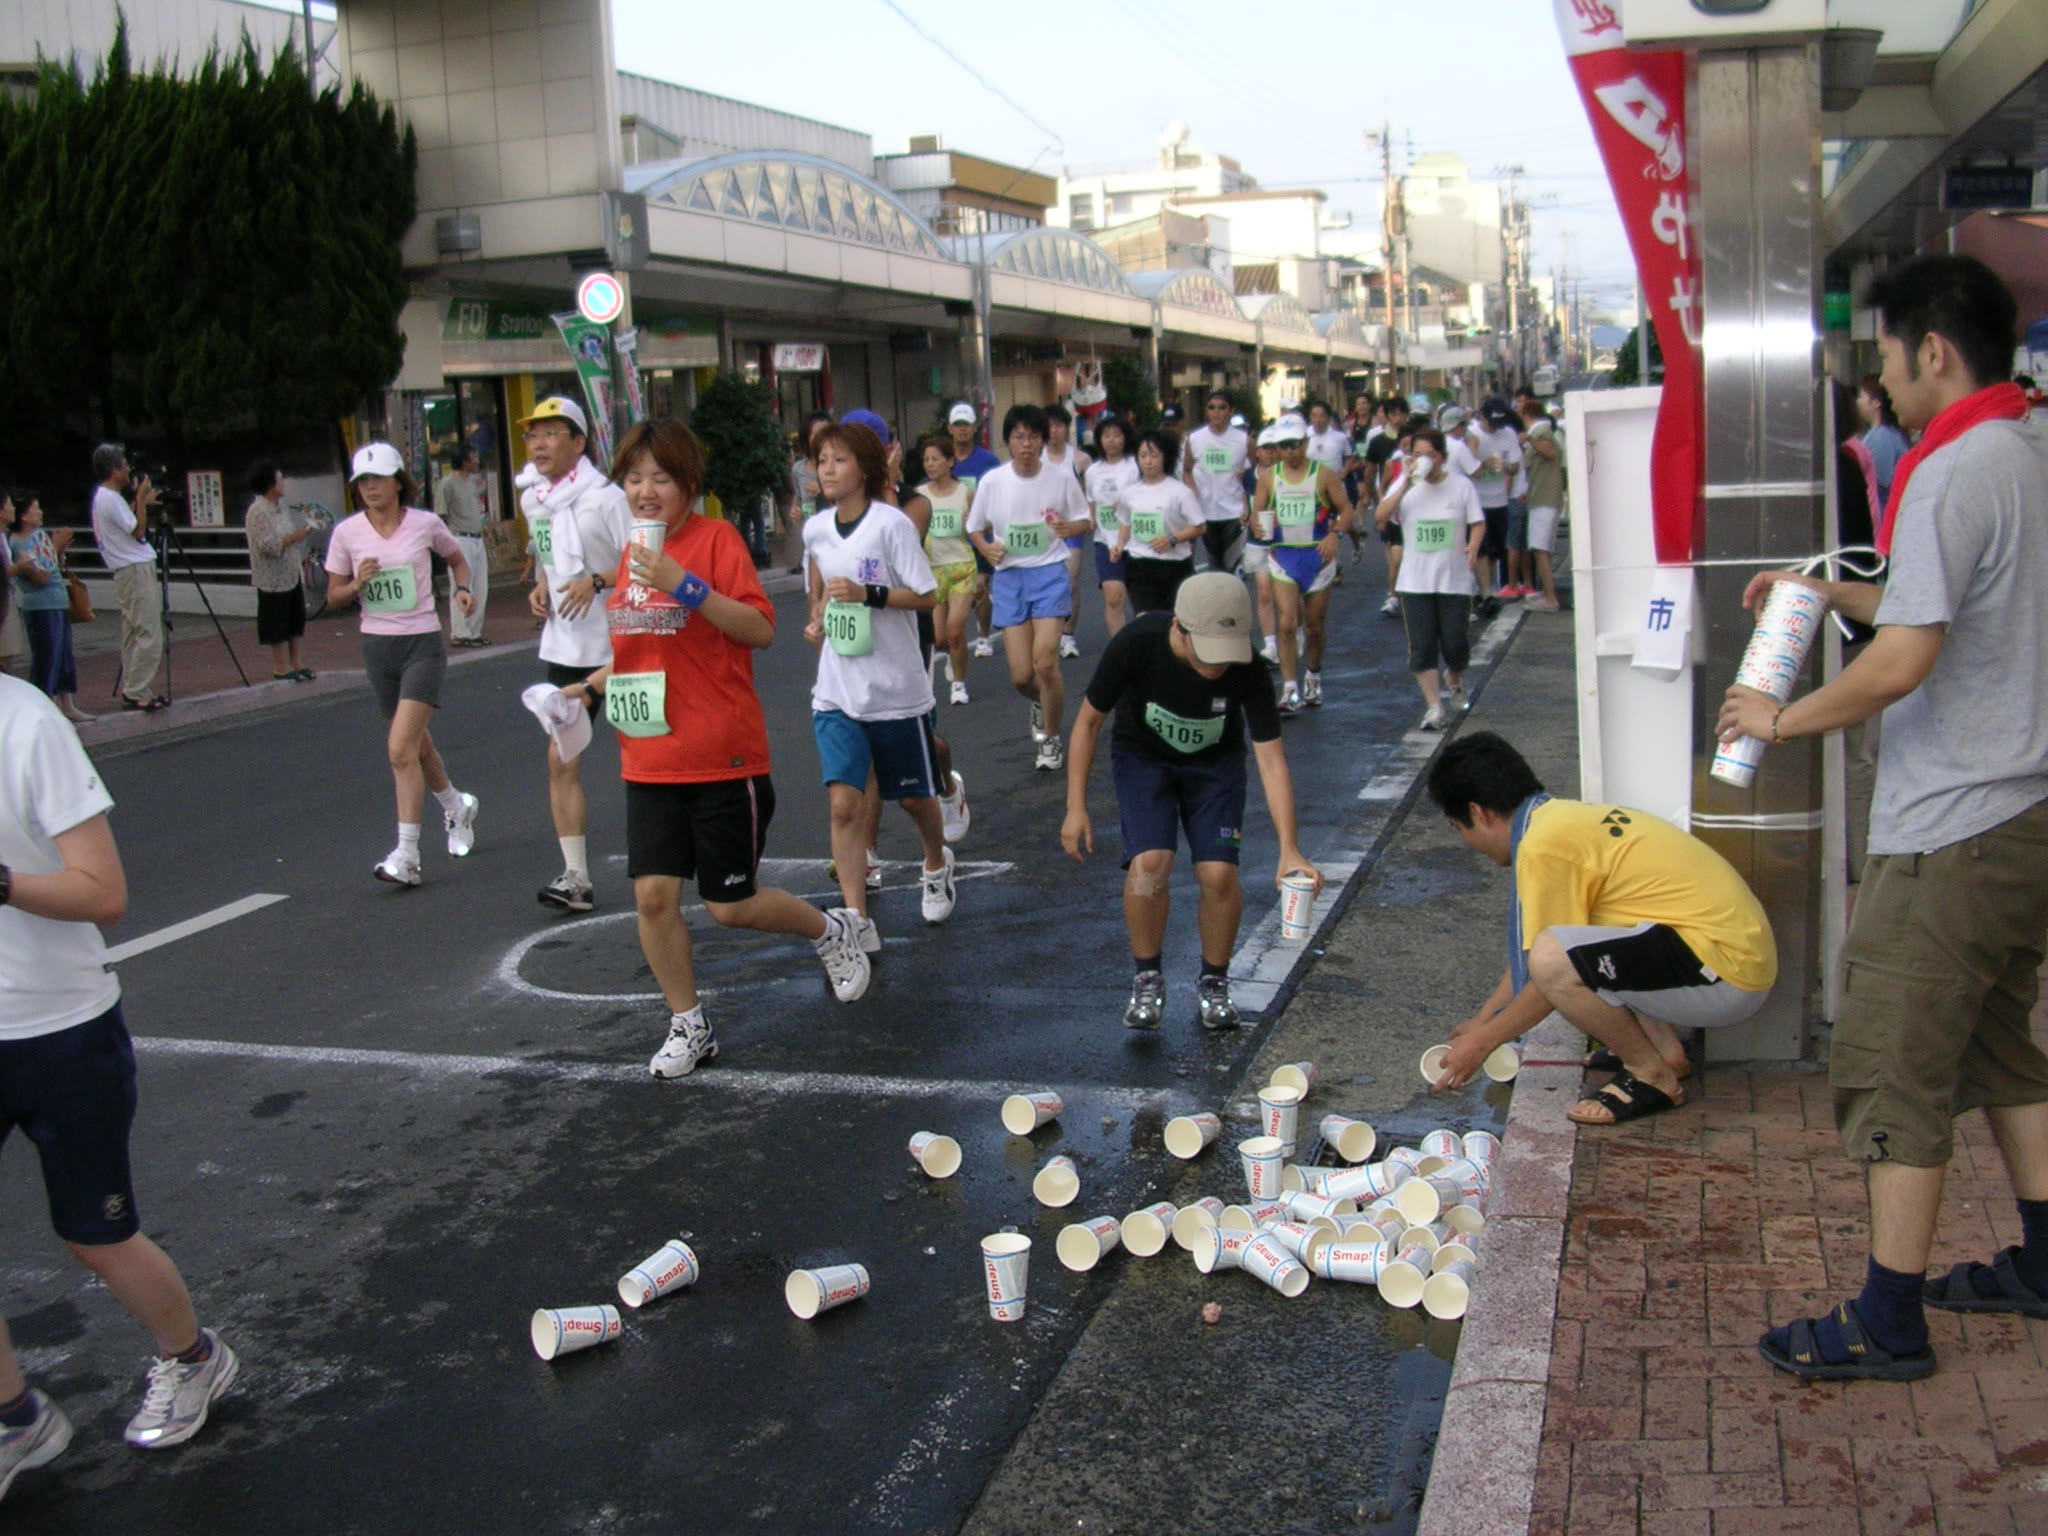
[1059,634,1080,659]
[866,849,883,890]
[0,1391,71,1499]
[1303,671,1324,707]
[373,848,422,887]
[971,636,994,659]
[444,792,479,857]
[920,845,958,923]
[124,1331,239,1449]
[854,913,881,954]
[1029,699,1045,741]
[1260,636,1278,664]
[1034,735,1064,772]
[813,909,872,1003]
[1381,593,1401,617]
[1277,686,1303,717]
[1421,705,1455,731]
[1449,683,1469,712]
[940,772,971,843]
[650,1009,717,1078]
[949,679,970,706]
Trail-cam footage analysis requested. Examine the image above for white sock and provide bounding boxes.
[560,835,588,880]
[433,783,464,817]
[669,1004,704,1029]
[397,823,421,857]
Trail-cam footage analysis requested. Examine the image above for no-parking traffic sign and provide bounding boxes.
[576,270,626,326]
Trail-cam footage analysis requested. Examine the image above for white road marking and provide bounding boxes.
[103,893,289,964]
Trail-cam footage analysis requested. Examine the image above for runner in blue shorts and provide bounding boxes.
[1250,415,1357,715]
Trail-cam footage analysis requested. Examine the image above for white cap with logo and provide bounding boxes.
[350,441,405,481]
[947,402,977,426]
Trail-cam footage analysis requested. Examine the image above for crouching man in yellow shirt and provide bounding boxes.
[1426,732,1777,1125]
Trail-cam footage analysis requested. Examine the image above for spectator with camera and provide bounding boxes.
[87,445,166,712]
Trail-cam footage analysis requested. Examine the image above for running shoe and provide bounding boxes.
[1303,672,1323,707]
[0,1392,71,1500]
[124,1331,239,1449]
[813,909,872,1003]
[1260,637,1278,664]
[1059,634,1080,659]
[1380,594,1401,617]
[373,848,422,887]
[940,772,971,843]
[1421,705,1455,732]
[1197,974,1241,1031]
[920,846,957,923]
[1124,969,1165,1030]
[444,791,480,857]
[1528,595,1560,613]
[1029,700,1045,741]
[650,1009,717,1078]
[1448,682,1469,712]
[854,913,881,954]
[971,636,994,659]
[949,680,970,706]
[538,871,595,912]
[1476,595,1503,618]
[1277,685,1303,717]
[1034,735,1064,772]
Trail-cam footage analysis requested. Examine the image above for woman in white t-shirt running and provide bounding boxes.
[1110,428,1205,616]
[1375,425,1486,730]
[1082,416,1141,640]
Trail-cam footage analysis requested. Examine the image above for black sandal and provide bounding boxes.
[1566,1070,1683,1126]
[1924,1247,2048,1319]
[1583,1046,1693,1079]
[1758,1300,1936,1382]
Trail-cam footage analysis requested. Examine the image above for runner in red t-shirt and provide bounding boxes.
[558,420,871,1078]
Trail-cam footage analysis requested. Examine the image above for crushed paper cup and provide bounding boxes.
[1315,1241,1393,1284]
[1163,1113,1223,1160]
[981,1233,1031,1322]
[1032,1155,1080,1208]
[1219,1200,1287,1233]
[617,1239,700,1308]
[786,1263,870,1319]
[1377,1243,1435,1309]
[1257,1085,1303,1158]
[908,1131,962,1179]
[1239,1233,1311,1298]
[1239,1136,1286,1201]
[1120,1201,1180,1259]
[1193,1225,1257,1274]
[1420,1129,1461,1159]
[1002,1090,1063,1135]
[1423,1257,1478,1320]
[1319,1114,1377,1164]
[1269,1061,1317,1097]
[531,1304,621,1360]
[1056,1214,1124,1273]
[1172,1197,1226,1251]
[1461,1130,1501,1166]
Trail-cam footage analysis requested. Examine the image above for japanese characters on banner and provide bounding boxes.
[1554,0,1703,566]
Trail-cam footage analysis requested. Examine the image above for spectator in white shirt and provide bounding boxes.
[86,445,166,712]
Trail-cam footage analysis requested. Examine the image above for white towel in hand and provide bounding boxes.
[521,683,592,764]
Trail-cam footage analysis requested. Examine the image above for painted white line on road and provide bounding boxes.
[130,1033,1173,1108]
[103,893,289,964]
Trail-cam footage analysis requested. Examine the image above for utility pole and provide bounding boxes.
[1368,124,1398,397]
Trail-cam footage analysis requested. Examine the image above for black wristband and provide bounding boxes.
[864,583,890,609]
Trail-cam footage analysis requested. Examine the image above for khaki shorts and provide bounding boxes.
[1833,798,2048,1166]
[930,560,978,604]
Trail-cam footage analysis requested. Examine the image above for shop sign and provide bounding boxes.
[442,300,554,342]
[1941,166,2035,212]
[773,343,826,372]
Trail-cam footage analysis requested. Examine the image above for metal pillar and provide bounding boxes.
[1693,45,1824,1063]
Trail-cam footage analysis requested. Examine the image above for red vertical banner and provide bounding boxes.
[1554,0,1703,564]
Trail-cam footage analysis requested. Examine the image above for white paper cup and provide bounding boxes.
[1319,1114,1377,1164]
[1164,1113,1223,1160]
[981,1232,1032,1322]
[786,1263,871,1319]
[1434,1240,1479,1272]
[1278,1188,1349,1224]
[1220,1200,1287,1233]
[1193,1225,1257,1274]
[1482,1045,1522,1083]
[1422,1257,1478,1320]
[629,518,667,558]
[1270,1060,1318,1097]
[1384,1147,1428,1175]
[1324,1161,1407,1202]
[1420,1044,1452,1086]
[1056,1214,1124,1272]
[1377,1243,1434,1309]
[1339,1209,1402,1243]
[1262,1220,1333,1268]
[1120,1201,1180,1258]
[1394,1174,1453,1228]
[531,1304,622,1360]
[1032,1154,1080,1208]
[908,1131,962,1179]
[1278,873,1317,942]
[617,1239,700,1308]
[1445,1202,1487,1237]
[1238,1136,1286,1200]
[1315,1240,1393,1284]
[1399,1224,1443,1254]
[1430,1156,1491,1200]
[1711,733,1768,789]
[1420,1129,1461,1159]
[1239,1233,1311,1298]
[1282,1163,1321,1195]
[1257,1085,1303,1158]
[1461,1130,1502,1166]
[1002,1090,1064,1135]
[1172,1197,1226,1251]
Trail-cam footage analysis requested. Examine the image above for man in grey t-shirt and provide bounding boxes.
[436,447,489,645]
[1718,254,2048,1384]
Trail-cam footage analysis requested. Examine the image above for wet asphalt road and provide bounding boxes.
[1,561,1486,1534]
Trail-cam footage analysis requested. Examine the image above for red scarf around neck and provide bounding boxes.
[1876,381,2029,555]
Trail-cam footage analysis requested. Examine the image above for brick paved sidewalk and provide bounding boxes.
[1532,1007,2048,1534]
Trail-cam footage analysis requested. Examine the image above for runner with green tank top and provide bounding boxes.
[1251,415,1356,714]
[917,434,978,705]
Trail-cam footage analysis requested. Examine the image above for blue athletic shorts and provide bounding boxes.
[991,563,1072,627]
[1063,533,1086,551]
[1270,545,1335,593]
[1112,749,1248,867]
[1505,498,1530,550]
[813,708,942,799]
[1093,543,1129,585]
[0,1002,142,1246]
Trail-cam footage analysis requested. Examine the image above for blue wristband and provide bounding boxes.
[672,572,711,611]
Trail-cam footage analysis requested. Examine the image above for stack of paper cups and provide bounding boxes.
[1002,1090,1063,1135]
[1422,1257,1478,1320]
[908,1132,962,1179]
[531,1304,622,1360]
[1278,873,1318,942]
[617,1239,700,1308]
[1172,1197,1226,1251]
[1032,1155,1080,1207]
[1257,1085,1302,1158]
[1712,580,1828,787]
[1320,1114,1377,1163]
[1239,1137,1286,1200]
[1239,1233,1311,1298]
[981,1233,1031,1322]
[786,1263,871,1319]
[1270,1061,1317,1097]
[1376,1244,1435,1309]
[1056,1215,1124,1272]
[1163,1113,1223,1160]
[1120,1201,1180,1258]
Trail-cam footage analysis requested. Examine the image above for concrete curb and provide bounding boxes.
[1416,1007,1582,1536]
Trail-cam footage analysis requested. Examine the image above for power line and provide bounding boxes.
[873,0,1065,155]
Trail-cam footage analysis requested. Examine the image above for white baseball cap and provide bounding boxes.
[350,442,405,480]
[947,402,977,425]
[518,395,589,436]
[1273,415,1309,443]
[1256,424,1282,448]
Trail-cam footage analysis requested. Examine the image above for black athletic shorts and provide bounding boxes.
[625,775,776,901]
[0,1002,142,1246]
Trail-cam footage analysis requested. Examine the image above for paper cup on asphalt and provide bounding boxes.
[981,1233,1032,1322]
[1399,1224,1443,1254]
[1220,1200,1287,1233]
[1385,1147,1428,1175]
[1263,1220,1332,1268]
[1056,1214,1123,1273]
[1423,1257,1478,1320]
[1002,1090,1064,1135]
[1164,1113,1223,1160]
[1278,1188,1349,1224]
[786,1263,871,1320]
[1482,1045,1521,1083]
[531,1304,622,1360]
[1238,1136,1285,1201]
[1270,1060,1318,1097]
[1032,1154,1080,1208]
[1461,1130,1501,1167]
[1194,1225,1257,1274]
[1239,1233,1311,1298]
[1377,1244,1434,1309]
[1342,1209,1404,1244]
[617,1239,700,1308]
[1278,873,1318,942]
[1172,1198,1226,1251]
[1420,1129,1461,1159]
[1324,1162,1404,1204]
[1120,1201,1180,1258]
[908,1131,963,1179]
[1315,1240,1393,1284]
[1257,1085,1302,1158]
[1394,1174,1451,1228]
[1434,1240,1478,1272]
[1445,1201,1487,1237]
[1319,1114,1377,1164]
[1420,1044,1452,1086]
[1282,1164,1320,1195]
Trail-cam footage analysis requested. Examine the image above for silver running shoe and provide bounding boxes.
[1197,975,1241,1031]
[1124,970,1165,1030]
[444,791,480,856]
[650,1010,717,1078]
[1029,699,1045,741]
[920,846,957,923]
[0,1391,72,1498]
[1303,672,1324,707]
[813,909,872,1003]
[1034,735,1064,772]
[124,1330,239,1449]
